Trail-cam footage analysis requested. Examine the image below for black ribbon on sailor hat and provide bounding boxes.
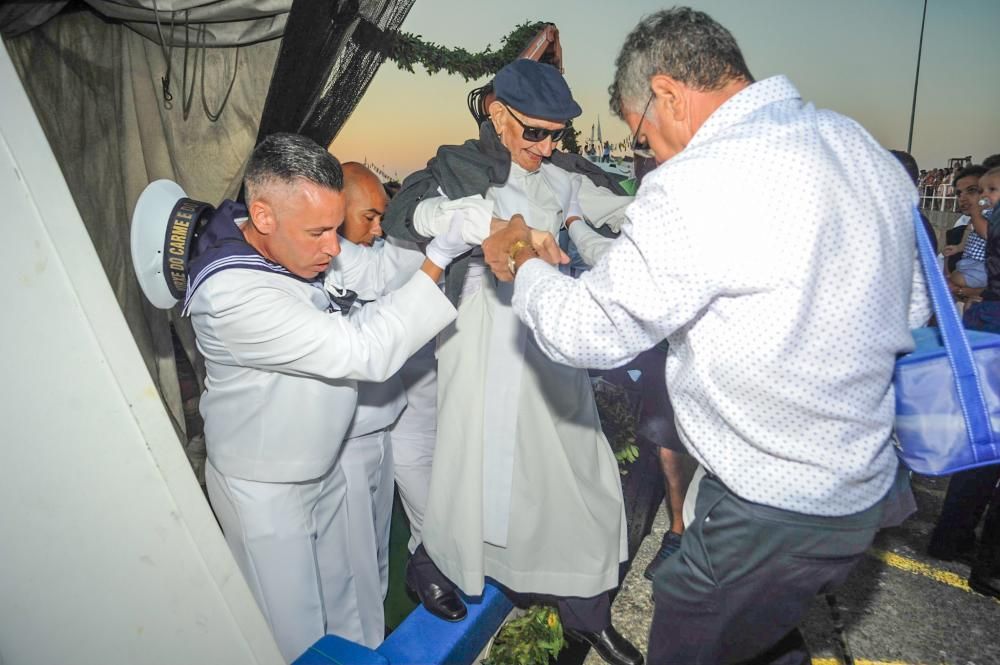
[162,197,215,300]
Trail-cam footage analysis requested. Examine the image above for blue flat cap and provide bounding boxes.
[493,59,582,122]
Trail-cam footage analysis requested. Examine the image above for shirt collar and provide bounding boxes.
[510,161,542,178]
[686,75,801,150]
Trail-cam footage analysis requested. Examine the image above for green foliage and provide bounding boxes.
[560,125,582,155]
[593,378,641,474]
[615,440,640,467]
[483,605,565,665]
[382,21,547,81]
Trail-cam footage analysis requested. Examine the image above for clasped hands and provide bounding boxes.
[422,212,568,283]
[423,202,571,282]
[482,215,569,282]
[482,171,583,282]
[426,179,579,280]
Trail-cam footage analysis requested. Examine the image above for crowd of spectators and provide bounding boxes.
[924,153,1000,303]
[918,158,983,211]
[921,150,1000,603]
[920,165,961,196]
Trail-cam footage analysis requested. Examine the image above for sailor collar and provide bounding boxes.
[182,200,320,313]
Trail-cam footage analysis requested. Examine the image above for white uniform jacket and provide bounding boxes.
[326,237,428,438]
[189,263,454,483]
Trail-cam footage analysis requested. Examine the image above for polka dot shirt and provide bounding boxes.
[513,75,931,516]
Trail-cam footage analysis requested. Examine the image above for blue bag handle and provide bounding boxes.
[912,207,994,447]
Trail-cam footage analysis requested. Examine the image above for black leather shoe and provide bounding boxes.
[405,555,467,622]
[564,625,644,665]
[968,569,1000,600]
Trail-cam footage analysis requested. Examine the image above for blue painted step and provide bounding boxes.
[294,582,513,665]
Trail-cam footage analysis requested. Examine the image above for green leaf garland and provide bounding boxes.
[381,21,548,81]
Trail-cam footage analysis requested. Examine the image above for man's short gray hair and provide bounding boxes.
[244,132,344,203]
[609,7,754,119]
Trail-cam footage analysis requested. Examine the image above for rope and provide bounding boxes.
[201,39,240,122]
[180,14,197,120]
[152,6,237,123]
[151,0,176,109]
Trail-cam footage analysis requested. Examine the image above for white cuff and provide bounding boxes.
[414,195,493,244]
[565,202,585,226]
[442,197,493,244]
[567,219,615,266]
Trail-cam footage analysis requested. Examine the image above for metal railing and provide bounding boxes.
[919,187,959,213]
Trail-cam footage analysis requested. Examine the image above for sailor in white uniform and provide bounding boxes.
[185,134,469,662]
[317,163,431,646]
[329,164,440,555]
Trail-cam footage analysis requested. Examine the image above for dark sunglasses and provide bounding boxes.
[502,103,571,143]
[631,92,655,159]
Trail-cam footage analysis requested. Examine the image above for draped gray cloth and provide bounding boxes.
[0,2,69,37]
[4,10,281,443]
[1,1,287,45]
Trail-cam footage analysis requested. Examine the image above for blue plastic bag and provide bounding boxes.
[893,209,1000,475]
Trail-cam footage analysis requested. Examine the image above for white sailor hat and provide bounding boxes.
[130,179,214,309]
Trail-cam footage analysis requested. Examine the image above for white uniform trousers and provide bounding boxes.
[337,429,394,645]
[390,344,438,552]
[206,430,394,663]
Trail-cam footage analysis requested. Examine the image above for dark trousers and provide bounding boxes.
[409,545,611,632]
[929,466,1000,557]
[974,479,1000,573]
[647,474,892,665]
[492,580,612,633]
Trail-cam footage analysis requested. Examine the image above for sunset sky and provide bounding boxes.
[331,0,1000,181]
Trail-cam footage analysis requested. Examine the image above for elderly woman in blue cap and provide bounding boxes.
[383,60,640,665]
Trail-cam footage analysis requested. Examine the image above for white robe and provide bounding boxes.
[419,162,632,597]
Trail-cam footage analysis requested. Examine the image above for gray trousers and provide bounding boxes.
[648,470,911,665]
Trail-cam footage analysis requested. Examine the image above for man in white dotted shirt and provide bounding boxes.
[484,8,930,665]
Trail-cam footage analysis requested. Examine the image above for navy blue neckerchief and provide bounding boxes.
[328,289,361,312]
[182,200,320,313]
